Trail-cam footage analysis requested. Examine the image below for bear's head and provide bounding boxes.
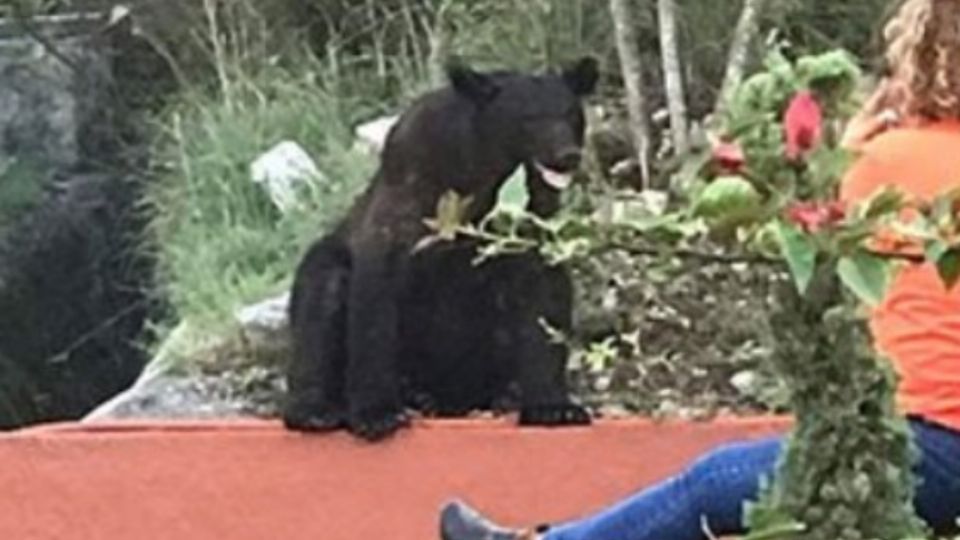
[448,57,600,191]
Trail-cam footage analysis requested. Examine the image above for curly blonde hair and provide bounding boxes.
[881,0,960,120]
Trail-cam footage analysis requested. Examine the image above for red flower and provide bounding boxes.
[784,90,823,161]
[711,140,746,174]
[786,201,846,233]
[826,201,846,222]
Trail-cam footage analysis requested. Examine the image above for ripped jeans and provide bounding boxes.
[546,418,960,540]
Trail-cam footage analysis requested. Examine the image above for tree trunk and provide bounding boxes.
[425,0,453,89]
[657,0,689,156]
[609,0,652,189]
[715,0,768,115]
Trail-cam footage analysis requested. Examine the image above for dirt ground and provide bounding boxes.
[568,249,789,420]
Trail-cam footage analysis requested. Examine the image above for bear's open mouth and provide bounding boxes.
[535,163,574,191]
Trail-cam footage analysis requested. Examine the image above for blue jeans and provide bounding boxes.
[546,418,960,540]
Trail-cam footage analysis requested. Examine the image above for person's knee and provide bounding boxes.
[679,439,781,522]
[686,441,766,482]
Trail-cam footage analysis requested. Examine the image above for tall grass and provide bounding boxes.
[144,67,376,329]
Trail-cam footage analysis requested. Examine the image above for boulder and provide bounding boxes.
[0,13,112,173]
[83,294,292,422]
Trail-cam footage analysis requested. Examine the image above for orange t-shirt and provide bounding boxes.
[840,119,960,430]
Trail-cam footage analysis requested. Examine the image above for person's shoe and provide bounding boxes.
[439,500,535,540]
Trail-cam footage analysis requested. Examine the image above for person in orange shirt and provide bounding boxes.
[841,0,960,434]
[438,1,960,539]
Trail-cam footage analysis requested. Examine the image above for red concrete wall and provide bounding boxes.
[0,417,789,540]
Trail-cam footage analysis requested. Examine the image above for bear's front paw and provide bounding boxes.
[283,407,347,432]
[518,403,592,426]
[348,406,411,441]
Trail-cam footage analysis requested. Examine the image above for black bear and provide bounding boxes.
[285,57,599,441]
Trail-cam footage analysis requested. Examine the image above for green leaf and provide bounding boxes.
[837,250,892,307]
[925,239,949,264]
[832,223,875,255]
[495,168,529,213]
[807,146,854,196]
[418,190,474,251]
[775,219,818,295]
[859,186,905,220]
[931,186,960,220]
[797,49,862,103]
[927,186,960,224]
[743,500,808,540]
[890,213,936,242]
[936,249,960,291]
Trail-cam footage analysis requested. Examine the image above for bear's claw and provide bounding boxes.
[349,409,412,441]
[283,409,347,432]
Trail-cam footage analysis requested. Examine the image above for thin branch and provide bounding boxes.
[47,299,150,365]
[657,0,690,155]
[715,0,768,115]
[609,0,652,189]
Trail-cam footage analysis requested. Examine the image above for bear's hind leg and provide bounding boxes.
[492,254,591,427]
[284,237,351,432]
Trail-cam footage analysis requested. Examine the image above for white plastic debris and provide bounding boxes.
[108,4,132,25]
[250,141,324,214]
[730,370,760,396]
[353,115,399,155]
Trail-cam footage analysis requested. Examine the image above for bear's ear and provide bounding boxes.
[562,56,600,96]
[447,60,501,104]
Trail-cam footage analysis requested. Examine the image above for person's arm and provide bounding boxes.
[841,78,900,151]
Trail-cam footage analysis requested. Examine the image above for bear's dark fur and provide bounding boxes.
[285,58,599,440]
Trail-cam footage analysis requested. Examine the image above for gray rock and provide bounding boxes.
[83,296,293,423]
[0,13,111,172]
[83,375,253,421]
[235,292,292,356]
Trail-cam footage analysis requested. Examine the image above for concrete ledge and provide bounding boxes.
[0,417,791,540]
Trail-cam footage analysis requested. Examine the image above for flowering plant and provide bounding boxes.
[696,48,960,306]
[704,50,937,540]
[420,48,960,538]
